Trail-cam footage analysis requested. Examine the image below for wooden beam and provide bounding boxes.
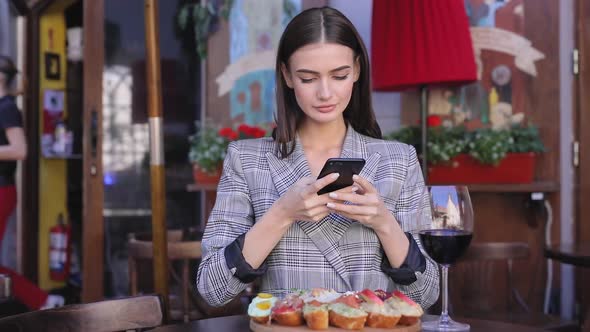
[82,0,105,302]
[144,0,169,320]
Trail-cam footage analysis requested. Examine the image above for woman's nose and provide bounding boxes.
[317,79,333,100]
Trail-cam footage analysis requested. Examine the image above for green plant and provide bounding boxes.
[509,125,545,153]
[385,125,544,166]
[467,128,512,165]
[189,123,228,174]
[428,127,469,164]
[188,122,267,173]
[383,126,420,148]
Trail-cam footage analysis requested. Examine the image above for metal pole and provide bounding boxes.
[420,85,428,180]
[144,0,169,318]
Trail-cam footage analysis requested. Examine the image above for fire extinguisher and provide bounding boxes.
[49,213,70,281]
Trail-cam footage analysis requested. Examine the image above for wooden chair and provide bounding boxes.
[450,242,578,331]
[0,294,164,332]
[128,228,245,322]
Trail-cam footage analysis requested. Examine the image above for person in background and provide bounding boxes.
[0,55,63,310]
[197,7,438,308]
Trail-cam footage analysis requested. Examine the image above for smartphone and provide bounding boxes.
[317,158,366,195]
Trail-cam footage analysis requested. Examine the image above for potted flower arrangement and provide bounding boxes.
[188,122,267,184]
[385,119,545,184]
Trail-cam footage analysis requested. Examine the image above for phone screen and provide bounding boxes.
[317,158,365,195]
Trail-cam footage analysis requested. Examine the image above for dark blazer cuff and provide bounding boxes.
[381,232,426,285]
[224,233,268,283]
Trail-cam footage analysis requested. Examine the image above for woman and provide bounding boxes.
[197,7,438,309]
[0,55,63,310]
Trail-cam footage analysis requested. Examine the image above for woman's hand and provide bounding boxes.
[326,175,395,233]
[274,173,354,224]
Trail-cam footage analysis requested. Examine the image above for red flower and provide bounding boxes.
[237,124,252,136]
[252,127,266,138]
[219,127,238,140]
[427,115,442,127]
[237,124,266,138]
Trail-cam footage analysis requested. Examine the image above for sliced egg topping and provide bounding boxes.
[257,293,273,299]
[256,301,272,310]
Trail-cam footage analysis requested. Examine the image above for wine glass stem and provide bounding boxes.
[441,264,450,324]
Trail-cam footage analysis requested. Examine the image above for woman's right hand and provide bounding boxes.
[274,173,344,223]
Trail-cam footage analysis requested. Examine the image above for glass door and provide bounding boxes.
[83,0,203,300]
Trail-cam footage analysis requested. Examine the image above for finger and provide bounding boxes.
[352,175,377,194]
[308,206,331,220]
[326,201,375,216]
[316,185,356,200]
[310,173,340,194]
[305,195,336,210]
[297,176,316,186]
[333,185,358,194]
[328,191,373,205]
[297,206,330,222]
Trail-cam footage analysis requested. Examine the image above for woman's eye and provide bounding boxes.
[334,75,349,80]
[300,78,314,83]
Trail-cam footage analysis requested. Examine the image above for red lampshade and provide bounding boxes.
[371,0,477,91]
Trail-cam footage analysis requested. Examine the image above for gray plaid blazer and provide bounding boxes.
[196,127,439,308]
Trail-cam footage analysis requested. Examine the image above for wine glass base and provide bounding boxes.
[422,316,470,331]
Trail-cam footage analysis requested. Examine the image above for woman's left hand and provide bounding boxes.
[326,175,395,233]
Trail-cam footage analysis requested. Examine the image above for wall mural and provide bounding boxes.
[429,0,544,131]
[215,0,300,126]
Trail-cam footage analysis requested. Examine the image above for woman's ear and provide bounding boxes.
[281,63,294,88]
[353,56,361,82]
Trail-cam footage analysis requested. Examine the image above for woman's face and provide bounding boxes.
[282,42,359,126]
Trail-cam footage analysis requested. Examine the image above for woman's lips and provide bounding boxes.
[314,104,337,113]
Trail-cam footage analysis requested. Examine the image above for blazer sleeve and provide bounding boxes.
[196,141,259,306]
[389,145,440,309]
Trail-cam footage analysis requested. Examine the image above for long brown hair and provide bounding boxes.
[272,6,382,158]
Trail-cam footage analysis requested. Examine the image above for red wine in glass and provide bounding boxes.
[419,186,473,332]
[419,229,473,265]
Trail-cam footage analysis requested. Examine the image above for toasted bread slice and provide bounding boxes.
[360,302,401,328]
[301,288,342,304]
[385,291,423,325]
[358,290,401,328]
[248,299,274,325]
[271,294,304,327]
[328,302,367,330]
[303,303,329,330]
[272,309,304,326]
[250,315,271,324]
[366,312,401,328]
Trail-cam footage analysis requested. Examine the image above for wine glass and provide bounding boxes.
[418,185,474,331]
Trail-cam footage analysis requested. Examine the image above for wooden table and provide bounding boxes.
[152,314,547,331]
[544,242,590,267]
[545,242,590,331]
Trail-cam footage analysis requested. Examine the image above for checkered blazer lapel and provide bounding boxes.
[266,127,381,289]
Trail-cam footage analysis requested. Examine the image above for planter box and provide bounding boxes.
[192,164,222,185]
[427,152,536,184]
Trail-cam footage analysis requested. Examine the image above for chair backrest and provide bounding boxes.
[128,229,203,322]
[127,229,203,261]
[450,242,531,314]
[0,295,164,332]
[127,228,245,321]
